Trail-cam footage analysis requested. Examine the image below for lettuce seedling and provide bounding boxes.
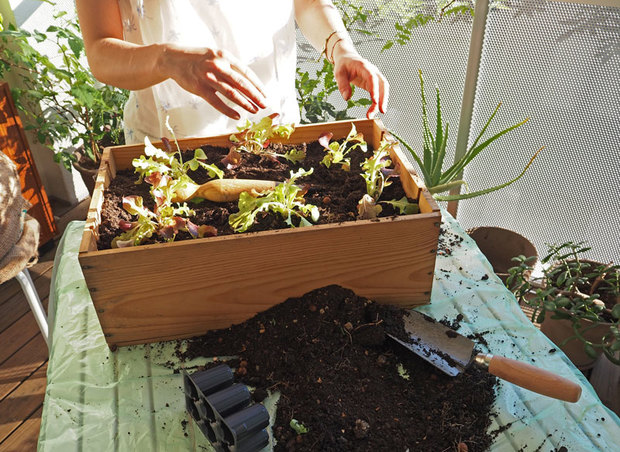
[229,168,319,233]
[112,173,217,247]
[112,195,216,247]
[358,140,418,219]
[229,114,302,163]
[381,197,419,215]
[360,139,394,200]
[319,124,367,171]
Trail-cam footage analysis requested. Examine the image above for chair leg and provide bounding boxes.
[15,269,49,347]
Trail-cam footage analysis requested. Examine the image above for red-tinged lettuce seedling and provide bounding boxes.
[358,140,417,219]
[112,174,217,247]
[319,124,367,171]
[229,114,302,163]
[132,117,224,204]
[229,168,319,233]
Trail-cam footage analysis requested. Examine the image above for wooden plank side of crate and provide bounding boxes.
[79,212,440,346]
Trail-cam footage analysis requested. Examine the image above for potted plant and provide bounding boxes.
[0,13,128,193]
[508,242,620,369]
[389,70,543,202]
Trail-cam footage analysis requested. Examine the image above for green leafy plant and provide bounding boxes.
[0,14,128,169]
[131,117,223,204]
[357,139,418,219]
[290,419,309,434]
[508,242,620,365]
[390,70,543,201]
[229,168,319,233]
[319,123,367,170]
[112,189,216,248]
[229,114,301,163]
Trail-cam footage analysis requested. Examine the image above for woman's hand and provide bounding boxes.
[162,46,269,120]
[332,45,389,119]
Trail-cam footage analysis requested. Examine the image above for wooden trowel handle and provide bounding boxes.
[196,179,278,202]
[478,354,582,403]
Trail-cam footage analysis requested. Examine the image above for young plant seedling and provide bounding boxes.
[319,123,367,171]
[358,139,417,219]
[229,114,302,163]
[132,118,224,202]
[390,70,543,201]
[229,168,319,233]
[112,172,216,247]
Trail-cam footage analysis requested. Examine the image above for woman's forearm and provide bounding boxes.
[294,0,357,61]
[85,38,172,90]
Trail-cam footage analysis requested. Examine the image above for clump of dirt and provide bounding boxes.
[97,141,413,250]
[178,285,498,451]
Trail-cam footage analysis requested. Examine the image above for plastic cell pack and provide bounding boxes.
[183,365,270,452]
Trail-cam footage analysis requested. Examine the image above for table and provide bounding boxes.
[38,213,620,451]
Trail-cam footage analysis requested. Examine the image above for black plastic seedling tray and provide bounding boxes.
[183,365,270,452]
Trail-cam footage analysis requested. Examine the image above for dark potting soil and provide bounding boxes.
[178,285,498,452]
[97,140,411,250]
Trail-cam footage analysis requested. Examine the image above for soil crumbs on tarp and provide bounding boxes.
[178,285,497,451]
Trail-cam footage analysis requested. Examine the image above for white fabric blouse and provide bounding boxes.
[118,0,300,144]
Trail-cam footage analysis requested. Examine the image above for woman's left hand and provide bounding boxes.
[332,46,389,119]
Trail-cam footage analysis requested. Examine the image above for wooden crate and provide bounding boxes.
[79,119,441,347]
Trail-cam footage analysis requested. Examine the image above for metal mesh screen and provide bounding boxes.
[457,0,620,263]
[297,0,619,263]
[296,0,474,169]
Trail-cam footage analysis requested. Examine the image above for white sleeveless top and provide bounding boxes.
[118,0,300,144]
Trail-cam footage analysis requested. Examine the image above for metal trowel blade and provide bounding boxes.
[387,310,475,377]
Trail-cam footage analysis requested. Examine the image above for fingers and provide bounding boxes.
[183,49,270,119]
[335,56,389,120]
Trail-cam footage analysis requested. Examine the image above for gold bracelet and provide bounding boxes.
[321,30,340,62]
[328,38,344,64]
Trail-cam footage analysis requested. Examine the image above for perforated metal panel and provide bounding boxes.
[297,0,619,263]
[457,1,620,263]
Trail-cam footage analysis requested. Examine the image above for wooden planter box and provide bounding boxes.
[79,119,441,347]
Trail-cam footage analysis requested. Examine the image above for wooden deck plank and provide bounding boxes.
[0,334,48,401]
[0,260,53,310]
[0,406,43,452]
[0,314,42,366]
[0,278,50,335]
[0,364,47,443]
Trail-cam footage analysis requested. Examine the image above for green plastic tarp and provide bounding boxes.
[38,213,620,451]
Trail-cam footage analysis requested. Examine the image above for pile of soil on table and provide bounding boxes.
[178,285,498,452]
[97,140,412,250]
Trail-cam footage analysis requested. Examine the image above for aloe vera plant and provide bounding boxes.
[390,70,543,202]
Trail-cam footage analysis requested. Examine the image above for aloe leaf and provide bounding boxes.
[434,147,543,201]
[430,122,448,187]
[388,131,431,186]
[440,116,529,184]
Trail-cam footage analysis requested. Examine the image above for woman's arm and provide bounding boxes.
[75,0,267,119]
[294,0,389,119]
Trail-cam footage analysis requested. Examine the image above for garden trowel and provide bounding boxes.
[387,311,582,403]
[172,179,278,203]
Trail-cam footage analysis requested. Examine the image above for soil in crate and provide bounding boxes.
[177,285,498,452]
[97,140,411,250]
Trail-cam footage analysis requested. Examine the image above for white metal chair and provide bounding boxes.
[0,152,49,347]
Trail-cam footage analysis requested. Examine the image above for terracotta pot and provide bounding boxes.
[467,226,538,284]
[540,315,612,370]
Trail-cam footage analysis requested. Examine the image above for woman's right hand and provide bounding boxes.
[162,46,269,120]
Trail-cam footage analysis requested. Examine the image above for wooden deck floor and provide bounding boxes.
[0,199,89,452]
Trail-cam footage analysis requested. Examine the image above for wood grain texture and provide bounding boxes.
[0,406,43,452]
[79,119,441,346]
[488,355,582,403]
[0,82,58,246]
[0,364,46,443]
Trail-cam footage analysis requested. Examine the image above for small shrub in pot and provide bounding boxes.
[508,242,620,367]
